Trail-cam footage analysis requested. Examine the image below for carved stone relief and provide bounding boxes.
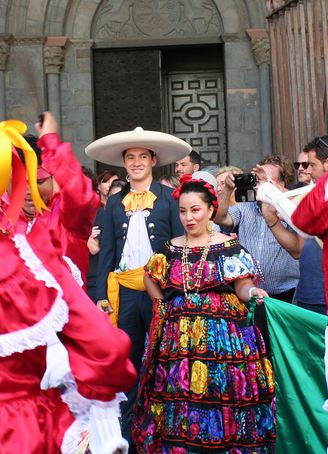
[0,38,11,71]
[92,0,223,40]
[246,30,270,66]
[44,46,66,74]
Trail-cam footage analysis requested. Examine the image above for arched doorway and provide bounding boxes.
[93,44,226,176]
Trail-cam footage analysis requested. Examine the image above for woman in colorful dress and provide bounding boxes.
[132,173,275,453]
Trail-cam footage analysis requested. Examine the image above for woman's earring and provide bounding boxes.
[125,174,130,182]
[207,221,214,235]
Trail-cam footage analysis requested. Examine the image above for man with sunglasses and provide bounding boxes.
[293,151,313,187]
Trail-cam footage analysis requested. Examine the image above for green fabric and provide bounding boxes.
[264,297,328,453]
[246,296,257,326]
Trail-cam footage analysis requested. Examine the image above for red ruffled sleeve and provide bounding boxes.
[38,133,100,238]
[292,173,328,237]
[36,133,100,286]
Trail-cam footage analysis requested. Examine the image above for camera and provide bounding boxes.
[234,173,256,202]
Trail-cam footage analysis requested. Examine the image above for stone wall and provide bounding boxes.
[0,0,271,171]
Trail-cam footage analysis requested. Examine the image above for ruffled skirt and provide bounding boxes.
[132,291,275,453]
[0,389,74,454]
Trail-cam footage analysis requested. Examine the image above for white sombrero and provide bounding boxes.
[85,127,192,167]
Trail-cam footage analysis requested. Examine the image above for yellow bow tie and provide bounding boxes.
[122,190,157,212]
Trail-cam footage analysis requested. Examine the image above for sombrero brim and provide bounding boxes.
[85,128,192,167]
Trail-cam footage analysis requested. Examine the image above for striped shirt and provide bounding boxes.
[228,202,299,294]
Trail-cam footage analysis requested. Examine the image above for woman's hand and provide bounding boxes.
[34,111,58,137]
[87,226,101,254]
[90,225,101,239]
[222,172,236,193]
[249,287,268,305]
[235,278,268,304]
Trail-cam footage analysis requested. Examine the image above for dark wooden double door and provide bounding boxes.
[93,45,226,175]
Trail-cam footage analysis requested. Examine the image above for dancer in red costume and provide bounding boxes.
[0,116,137,453]
[14,112,100,288]
[292,171,328,310]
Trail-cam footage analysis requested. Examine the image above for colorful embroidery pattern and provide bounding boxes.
[134,241,275,453]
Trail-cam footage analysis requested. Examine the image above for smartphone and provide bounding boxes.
[234,173,256,202]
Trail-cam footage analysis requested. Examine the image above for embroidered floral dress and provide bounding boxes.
[132,239,275,453]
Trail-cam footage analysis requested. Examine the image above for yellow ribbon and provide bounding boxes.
[122,190,157,212]
[0,120,47,214]
[107,266,146,326]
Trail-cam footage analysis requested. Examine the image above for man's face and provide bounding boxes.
[123,148,156,183]
[175,155,199,178]
[308,149,328,182]
[23,176,54,218]
[295,151,312,184]
[254,164,285,192]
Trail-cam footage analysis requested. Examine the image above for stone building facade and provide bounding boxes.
[0,0,271,172]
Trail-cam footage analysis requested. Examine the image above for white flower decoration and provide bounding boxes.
[223,256,242,278]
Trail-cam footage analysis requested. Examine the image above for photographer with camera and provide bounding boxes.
[214,156,299,352]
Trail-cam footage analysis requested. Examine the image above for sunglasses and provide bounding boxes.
[293,161,310,170]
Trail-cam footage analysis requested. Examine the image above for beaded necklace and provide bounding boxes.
[181,230,214,302]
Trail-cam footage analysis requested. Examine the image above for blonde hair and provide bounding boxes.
[214,166,243,177]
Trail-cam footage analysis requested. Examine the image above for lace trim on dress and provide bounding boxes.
[63,255,84,287]
[61,373,128,454]
[0,234,69,357]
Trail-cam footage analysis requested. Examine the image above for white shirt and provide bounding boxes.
[117,209,153,272]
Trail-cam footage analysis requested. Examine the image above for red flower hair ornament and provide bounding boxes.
[172,173,219,218]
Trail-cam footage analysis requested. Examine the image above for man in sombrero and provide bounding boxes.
[86,127,191,451]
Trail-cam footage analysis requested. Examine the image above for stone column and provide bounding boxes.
[247,29,272,155]
[223,33,262,169]
[44,37,69,130]
[0,36,12,120]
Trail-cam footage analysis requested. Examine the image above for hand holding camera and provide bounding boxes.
[234,173,257,202]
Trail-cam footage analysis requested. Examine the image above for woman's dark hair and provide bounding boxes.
[178,180,218,219]
[96,170,120,185]
[82,166,97,191]
[109,179,126,194]
[17,134,42,165]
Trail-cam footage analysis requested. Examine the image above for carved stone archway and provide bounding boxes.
[91,0,224,42]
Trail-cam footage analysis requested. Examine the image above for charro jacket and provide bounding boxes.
[96,181,183,300]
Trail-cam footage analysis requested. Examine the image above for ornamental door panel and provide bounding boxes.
[167,71,226,166]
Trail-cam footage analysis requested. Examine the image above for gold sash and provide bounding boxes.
[107,266,146,325]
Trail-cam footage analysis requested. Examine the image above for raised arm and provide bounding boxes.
[213,172,235,228]
[35,112,100,238]
[261,201,304,259]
